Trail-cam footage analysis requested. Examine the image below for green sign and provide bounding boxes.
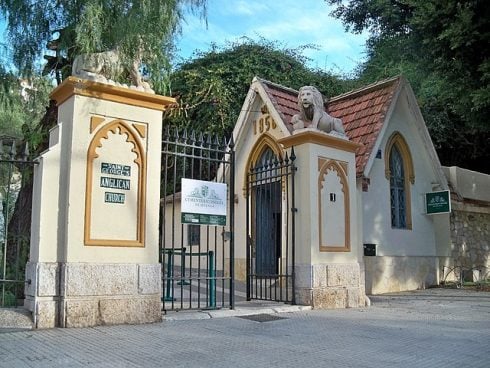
[100,176,130,190]
[104,192,125,204]
[101,162,131,176]
[426,190,451,214]
[181,213,226,226]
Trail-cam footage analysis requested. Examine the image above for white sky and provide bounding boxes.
[176,0,369,75]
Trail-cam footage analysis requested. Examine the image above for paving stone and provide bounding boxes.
[0,289,489,368]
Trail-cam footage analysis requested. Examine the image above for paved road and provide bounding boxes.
[1,289,489,367]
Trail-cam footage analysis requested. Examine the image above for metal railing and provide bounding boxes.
[246,148,296,303]
[0,138,36,307]
[160,128,235,311]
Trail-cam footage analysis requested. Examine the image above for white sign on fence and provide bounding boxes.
[181,178,227,226]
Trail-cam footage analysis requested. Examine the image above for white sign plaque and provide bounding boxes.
[181,178,227,225]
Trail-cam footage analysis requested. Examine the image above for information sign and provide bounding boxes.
[181,178,227,225]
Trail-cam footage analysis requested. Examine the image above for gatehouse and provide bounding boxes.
[1,73,488,328]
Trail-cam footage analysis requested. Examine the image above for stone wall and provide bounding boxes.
[295,263,366,308]
[450,203,490,278]
[25,262,161,328]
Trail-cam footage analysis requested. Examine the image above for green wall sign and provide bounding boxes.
[425,190,451,214]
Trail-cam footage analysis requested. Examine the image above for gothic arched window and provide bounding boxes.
[385,132,414,230]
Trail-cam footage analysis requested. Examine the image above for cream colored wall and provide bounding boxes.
[301,143,360,265]
[56,94,163,264]
[30,125,62,263]
[362,91,448,257]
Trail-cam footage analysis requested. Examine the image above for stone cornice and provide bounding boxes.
[278,129,362,152]
[50,76,176,111]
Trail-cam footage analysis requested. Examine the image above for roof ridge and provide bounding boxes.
[255,76,299,96]
[329,76,402,102]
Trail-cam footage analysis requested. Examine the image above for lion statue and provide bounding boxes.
[72,50,153,93]
[291,86,345,135]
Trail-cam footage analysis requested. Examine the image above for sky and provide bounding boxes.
[176,0,369,75]
[0,0,368,75]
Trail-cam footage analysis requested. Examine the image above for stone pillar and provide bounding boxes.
[25,77,175,328]
[279,129,366,308]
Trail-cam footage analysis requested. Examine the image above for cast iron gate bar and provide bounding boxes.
[246,148,296,303]
[0,138,37,307]
[160,128,234,312]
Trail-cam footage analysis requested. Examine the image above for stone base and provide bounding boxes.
[25,262,162,328]
[295,263,366,309]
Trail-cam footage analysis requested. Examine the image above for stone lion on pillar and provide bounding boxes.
[72,50,154,93]
[291,86,345,135]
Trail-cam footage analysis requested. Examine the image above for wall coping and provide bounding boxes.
[50,76,176,111]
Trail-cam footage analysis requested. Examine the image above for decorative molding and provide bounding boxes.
[317,159,350,252]
[84,119,147,247]
[133,123,147,138]
[243,133,283,195]
[278,129,361,152]
[50,76,175,111]
[90,116,106,133]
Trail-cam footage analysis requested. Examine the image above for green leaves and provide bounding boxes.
[328,0,490,173]
[165,39,351,137]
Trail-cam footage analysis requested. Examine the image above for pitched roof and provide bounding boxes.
[257,76,401,176]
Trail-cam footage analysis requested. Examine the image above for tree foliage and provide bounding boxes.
[0,67,51,144]
[328,0,490,172]
[165,39,353,136]
[0,0,207,92]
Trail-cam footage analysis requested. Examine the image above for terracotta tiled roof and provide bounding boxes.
[258,76,401,176]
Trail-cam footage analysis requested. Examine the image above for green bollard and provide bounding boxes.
[208,251,216,309]
[177,247,190,286]
[164,250,176,301]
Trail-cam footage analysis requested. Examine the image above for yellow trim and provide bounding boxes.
[318,159,350,252]
[84,119,147,247]
[50,76,176,111]
[243,133,283,195]
[133,123,147,138]
[278,130,361,152]
[90,116,105,133]
[384,132,413,229]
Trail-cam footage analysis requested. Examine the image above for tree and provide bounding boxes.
[0,0,208,92]
[328,0,490,172]
[165,39,353,136]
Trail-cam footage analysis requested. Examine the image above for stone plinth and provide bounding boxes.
[279,130,366,308]
[26,78,174,328]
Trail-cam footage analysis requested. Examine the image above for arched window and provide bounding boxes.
[385,132,414,230]
[389,146,406,228]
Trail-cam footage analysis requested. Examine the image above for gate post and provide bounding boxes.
[279,129,367,308]
[25,77,174,328]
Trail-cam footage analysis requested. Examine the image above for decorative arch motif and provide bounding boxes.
[84,118,147,246]
[317,159,350,252]
[243,133,283,194]
[384,131,413,229]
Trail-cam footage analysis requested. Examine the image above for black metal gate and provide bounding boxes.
[1,138,36,307]
[160,128,234,312]
[246,148,296,303]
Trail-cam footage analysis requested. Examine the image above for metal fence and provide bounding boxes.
[0,138,36,307]
[246,148,296,303]
[160,128,235,312]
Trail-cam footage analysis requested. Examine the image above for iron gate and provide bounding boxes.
[1,138,36,307]
[160,128,234,311]
[246,148,296,303]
